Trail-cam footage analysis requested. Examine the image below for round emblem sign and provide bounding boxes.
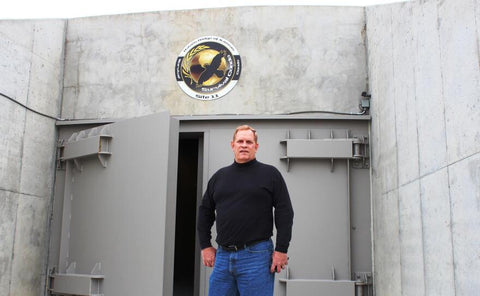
[175,36,241,100]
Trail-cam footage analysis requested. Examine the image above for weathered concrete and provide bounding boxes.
[373,190,402,296]
[414,0,448,176]
[438,0,480,164]
[392,4,419,186]
[448,154,480,295]
[366,0,480,295]
[19,114,58,197]
[0,192,17,296]
[366,3,398,197]
[61,6,368,119]
[0,19,65,296]
[399,181,425,296]
[420,168,455,296]
[9,195,49,296]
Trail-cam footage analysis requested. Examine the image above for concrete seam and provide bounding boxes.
[7,197,18,296]
[435,1,457,294]
[474,0,480,71]
[381,150,480,195]
[412,2,427,295]
[362,6,370,94]
[390,5,404,296]
[446,165,456,296]
[8,21,36,296]
[74,36,81,119]
[0,187,47,199]
[58,20,68,119]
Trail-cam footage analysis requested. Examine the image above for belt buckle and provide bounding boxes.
[225,244,239,251]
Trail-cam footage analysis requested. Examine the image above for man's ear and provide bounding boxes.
[230,141,235,150]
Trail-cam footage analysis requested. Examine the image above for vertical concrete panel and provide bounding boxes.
[0,99,25,192]
[392,2,419,186]
[414,0,448,176]
[0,21,34,50]
[438,0,480,163]
[373,190,402,296]
[0,28,29,192]
[26,55,63,116]
[0,36,31,103]
[0,192,18,296]
[0,19,65,296]
[366,6,403,294]
[448,153,480,295]
[60,87,77,119]
[366,5,398,195]
[477,0,480,60]
[9,195,49,296]
[420,168,455,296]
[398,181,425,296]
[31,21,66,69]
[368,1,480,296]
[18,114,56,197]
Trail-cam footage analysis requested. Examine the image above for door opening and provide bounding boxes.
[173,135,201,296]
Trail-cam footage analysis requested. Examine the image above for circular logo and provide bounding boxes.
[175,36,241,100]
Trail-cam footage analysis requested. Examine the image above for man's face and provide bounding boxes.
[231,130,259,163]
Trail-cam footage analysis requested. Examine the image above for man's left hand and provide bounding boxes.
[270,251,288,273]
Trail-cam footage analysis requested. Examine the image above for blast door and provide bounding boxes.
[48,113,372,296]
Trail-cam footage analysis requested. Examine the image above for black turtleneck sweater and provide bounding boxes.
[197,159,294,253]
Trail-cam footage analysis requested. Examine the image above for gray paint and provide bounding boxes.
[178,117,371,295]
[51,113,179,295]
[49,115,371,296]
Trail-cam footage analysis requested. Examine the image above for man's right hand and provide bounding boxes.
[201,247,217,267]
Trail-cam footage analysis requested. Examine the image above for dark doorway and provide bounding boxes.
[173,137,200,296]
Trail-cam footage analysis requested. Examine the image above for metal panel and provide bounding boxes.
[176,120,372,296]
[55,112,179,296]
[281,139,354,159]
[61,134,112,161]
[206,127,351,280]
[50,116,372,296]
[51,273,104,296]
[282,279,355,295]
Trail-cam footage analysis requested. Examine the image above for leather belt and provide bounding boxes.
[220,239,268,252]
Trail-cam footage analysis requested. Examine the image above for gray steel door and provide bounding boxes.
[50,112,179,295]
[179,118,372,296]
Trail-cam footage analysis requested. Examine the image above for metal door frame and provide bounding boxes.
[49,113,372,296]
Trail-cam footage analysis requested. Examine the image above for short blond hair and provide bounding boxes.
[233,125,258,143]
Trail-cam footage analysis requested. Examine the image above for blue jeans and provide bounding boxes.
[208,239,275,296]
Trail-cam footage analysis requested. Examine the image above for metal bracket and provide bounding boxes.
[49,262,104,296]
[56,139,66,170]
[352,136,369,169]
[280,130,369,172]
[354,272,373,296]
[58,126,112,169]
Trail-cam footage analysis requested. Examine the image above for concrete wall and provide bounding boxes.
[0,20,66,296]
[366,0,480,295]
[1,7,368,296]
[61,6,368,119]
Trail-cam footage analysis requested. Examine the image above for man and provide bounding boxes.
[197,125,294,296]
